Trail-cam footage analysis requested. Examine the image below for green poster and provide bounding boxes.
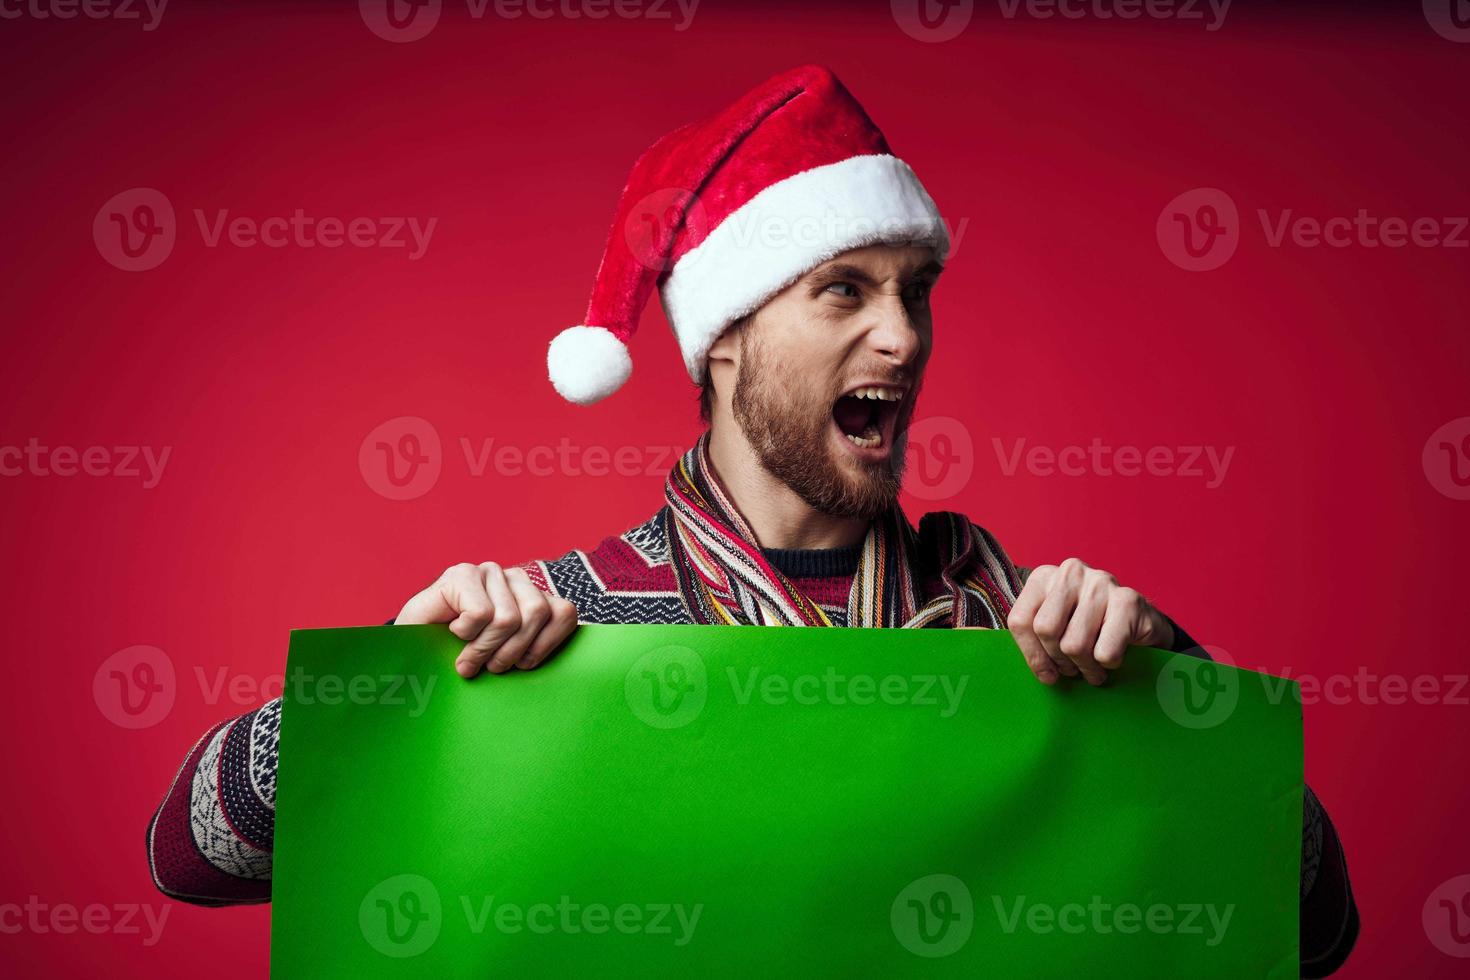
[270,624,1300,977]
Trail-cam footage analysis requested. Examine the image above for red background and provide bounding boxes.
[2,1,1467,975]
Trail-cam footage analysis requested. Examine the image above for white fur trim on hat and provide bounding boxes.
[658,154,949,384]
[546,325,632,405]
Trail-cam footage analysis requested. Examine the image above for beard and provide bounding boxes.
[730,327,916,521]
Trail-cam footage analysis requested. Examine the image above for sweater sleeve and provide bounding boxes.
[145,698,279,906]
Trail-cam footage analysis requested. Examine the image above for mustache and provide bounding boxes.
[831,372,920,399]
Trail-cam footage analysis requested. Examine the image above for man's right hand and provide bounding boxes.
[395,562,579,678]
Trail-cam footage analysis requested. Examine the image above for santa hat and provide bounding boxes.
[546,64,949,405]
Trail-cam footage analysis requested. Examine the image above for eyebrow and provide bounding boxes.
[806,260,945,288]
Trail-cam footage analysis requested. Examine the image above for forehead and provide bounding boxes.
[808,243,940,279]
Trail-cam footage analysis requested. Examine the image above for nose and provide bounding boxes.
[864,295,926,367]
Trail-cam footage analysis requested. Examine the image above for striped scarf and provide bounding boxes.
[663,432,1020,629]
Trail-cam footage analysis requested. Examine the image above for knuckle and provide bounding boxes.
[522,600,551,631]
[490,607,522,633]
[1032,614,1061,641]
[456,596,493,620]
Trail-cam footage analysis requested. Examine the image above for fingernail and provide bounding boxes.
[456,661,475,679]
[1037,670,1057,685]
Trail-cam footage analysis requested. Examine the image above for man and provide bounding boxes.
[147,66,1357,974]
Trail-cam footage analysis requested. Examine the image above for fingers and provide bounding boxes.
[1033,560,1107,686]
[395,562,480,626]
[1057,566,1118,686]
[1007,566,1060,684]
[1011,558,1141,687]
[1095,586,1146,668]
[397,562,577,679]
[483,568,555,675]
[514,594,578,671]
[453,563,522,678]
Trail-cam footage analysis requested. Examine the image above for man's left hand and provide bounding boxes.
[1001,558,1175,686]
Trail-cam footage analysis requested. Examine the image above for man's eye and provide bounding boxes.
[824,282,859,299]
[904,282,933,302]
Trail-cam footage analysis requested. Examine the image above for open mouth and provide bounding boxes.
[831,384,906,454]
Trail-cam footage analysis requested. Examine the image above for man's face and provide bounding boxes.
[721,243,939,520]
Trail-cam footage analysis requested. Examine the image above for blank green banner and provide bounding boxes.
[270,623,1300,977]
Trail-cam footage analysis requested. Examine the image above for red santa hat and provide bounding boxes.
[546,65,949,405]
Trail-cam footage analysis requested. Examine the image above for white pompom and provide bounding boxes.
[546,325,633,405]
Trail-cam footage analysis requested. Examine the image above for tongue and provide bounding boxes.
[833,395,876,436]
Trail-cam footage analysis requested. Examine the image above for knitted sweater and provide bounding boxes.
[146,508,1357,973]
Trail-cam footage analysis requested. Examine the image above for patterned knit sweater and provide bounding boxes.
[146,508,1358,974]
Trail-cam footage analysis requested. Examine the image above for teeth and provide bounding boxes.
[844,424,883,449]
[850,386,903,402]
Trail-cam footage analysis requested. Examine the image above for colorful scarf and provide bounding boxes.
[663,432,1021,629]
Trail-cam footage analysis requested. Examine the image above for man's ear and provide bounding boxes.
[705,314,750,393]
[706,314,746,370]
